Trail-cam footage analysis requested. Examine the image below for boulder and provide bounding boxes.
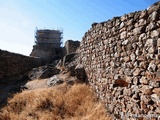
[28,65,60,80]
[47,75,63,86]
[68,65,76,76]
[65,40,80,55]
[63,53,77,66]
[75,64,88,83]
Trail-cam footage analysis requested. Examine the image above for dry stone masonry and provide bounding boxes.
[79,2,160,119]
[65,40,80,55]
[30,44,63,64]
[0,49,42,83]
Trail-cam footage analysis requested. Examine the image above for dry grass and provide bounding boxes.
[0,83,112,120]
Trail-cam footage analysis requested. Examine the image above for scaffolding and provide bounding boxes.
[34,28,63,48]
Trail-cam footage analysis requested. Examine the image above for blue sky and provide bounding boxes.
[0,0,158,55]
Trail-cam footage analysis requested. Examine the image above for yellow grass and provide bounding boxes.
[0,83,112,120]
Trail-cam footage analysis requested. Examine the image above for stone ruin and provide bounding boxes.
[30,29,63,63]
[1,2,160,119]
[78,1,160,119]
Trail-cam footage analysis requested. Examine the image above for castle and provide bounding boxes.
[30,29,63,63]
[35,29,63,47]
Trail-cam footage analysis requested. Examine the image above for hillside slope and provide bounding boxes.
[0,73,112,120]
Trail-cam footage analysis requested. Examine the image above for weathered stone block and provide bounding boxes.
[146,22,156,31]
[152,88,160,95]
[151,30,159,37]
[133,27,144,35]
[145,39,157,46]
[140,10,147,18]
[130,53,136,62]
[139,76,148,84]
[151,94,159,104]
[148,62,157,72]
[148,11,158,21]
[139,33,147,40]
[120,31,127,39]
[122,39,129,45]
[138,19,146,26]
[140,85,152,95]
[148,47,156,54]
[157,38,160,47]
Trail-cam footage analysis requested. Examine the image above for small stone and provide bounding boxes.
[151,94,159,104]
[114,52,120,58]
[141,95,150,103]
[148,62,156,72]
[122,39,128,45]
[114,74,119,80]
[128,12,134,18]
[145,39,157,46]
[134,22,139,27]
[149,81,159,88]
[148,11,157,21]
[140,10,147,18]
[133,77,138,85]
[134,12,140,21]
[121,52,127,57]
[47,75,63,86]
[127,19,133,26]
[151,30,159,37]
[120,31,127,39]
[156,69,160,78]
[113,79,128,87]
[158,47,160,55]
[139,33,146,40]
[146,22,156,31]
[131,90,139,98]
[126,44,132,51]
[135,49,140,56]
[104,39,108,45]
[130,53,136,61]
[148,2,159,14]
[155,107,160,114]
[132,43,137,49]
[133,61,138,68]
[139,76,148,84]
[121,15,127,21]
[120,22,125,28]
[124,56,130,62]
[124,68,132,76]
[157,38,160,47]
[133,68,141,76]
[152,88,160,95]
[140,101,149,113]
[132,103,140,114]
[133,27,144,35]
[123,88,131,96]
[138,56,146,61]
[125,76,132,83]
[140,85,152,95]
[148,47,155,54]
[102,72,106,78]
[138,19,146,26]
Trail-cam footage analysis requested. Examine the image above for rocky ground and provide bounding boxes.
[0,64,112,120]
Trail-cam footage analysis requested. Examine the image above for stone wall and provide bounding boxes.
[65,40,80,55]
[79,2,160,119]
[30,44,62,63]
[0,49,42,83]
